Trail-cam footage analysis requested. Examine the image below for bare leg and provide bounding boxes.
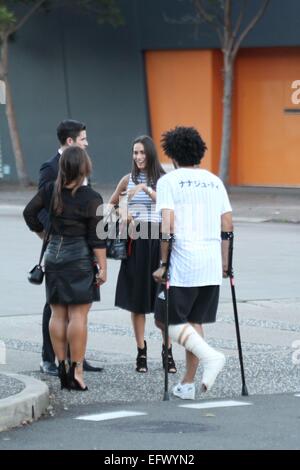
[131,312,146,349]
[161,331,172,349]
[49,305,68,361]
[155,319,172,348]
[182,323,204,384]
[67,304,91,388]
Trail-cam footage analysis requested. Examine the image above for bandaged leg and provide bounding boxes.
[169,323,225,391]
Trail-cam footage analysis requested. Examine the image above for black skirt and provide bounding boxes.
[44,236,100,305]
[115,234,160,314]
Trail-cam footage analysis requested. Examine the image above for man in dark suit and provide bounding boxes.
[39,119,103,375]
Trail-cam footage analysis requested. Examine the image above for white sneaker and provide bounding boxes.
[201,352,226,392]
[172,382,196,400]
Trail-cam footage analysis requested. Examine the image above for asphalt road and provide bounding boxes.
[0,393,300,450]
[0,206,299,317]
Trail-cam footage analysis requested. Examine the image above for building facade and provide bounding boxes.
[0,0,299,186]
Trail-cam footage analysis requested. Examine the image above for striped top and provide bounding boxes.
[127,172,160,223]
[156,168,232,287]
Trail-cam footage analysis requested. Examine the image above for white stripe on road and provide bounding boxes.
[179,400,252,410]
[294,394,300,397]
[76,411,147,422]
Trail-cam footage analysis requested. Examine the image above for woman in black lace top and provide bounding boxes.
[23,147,107,391]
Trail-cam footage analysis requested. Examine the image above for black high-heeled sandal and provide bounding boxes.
[68,362,88,391]
[58,360,69,390]
[136,340,148,373]
[162,345,177,374]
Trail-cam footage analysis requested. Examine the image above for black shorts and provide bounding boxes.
[154,285,220,325]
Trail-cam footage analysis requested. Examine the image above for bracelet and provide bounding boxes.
[147,186,153,195]
[160,261,167,267]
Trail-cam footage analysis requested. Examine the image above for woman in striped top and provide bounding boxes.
[109,135,177,374]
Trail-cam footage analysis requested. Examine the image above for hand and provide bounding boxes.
[95,269,107,286]
[124,213,133,224]
[127,184,146,201]
[117,206,133,225]
[153,266,167,284]
[223,266,229,278]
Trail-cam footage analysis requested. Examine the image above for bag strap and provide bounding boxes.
[38,188,55,266]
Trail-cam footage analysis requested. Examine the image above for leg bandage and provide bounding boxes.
[169,323,225,391]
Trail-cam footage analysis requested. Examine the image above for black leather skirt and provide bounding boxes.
[44,236,100,305]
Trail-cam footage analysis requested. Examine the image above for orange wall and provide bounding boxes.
[232,48,300,186]
[212,51,223,175]
[146,48,300,186]
[145,50,221,171]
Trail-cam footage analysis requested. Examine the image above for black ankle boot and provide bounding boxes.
[68,362,88,391]
[58,361,69,390]
[136,340,148,373]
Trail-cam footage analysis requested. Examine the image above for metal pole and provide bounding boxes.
[163,272,170,401]
[228,236,249,396]
[162,236,173,401]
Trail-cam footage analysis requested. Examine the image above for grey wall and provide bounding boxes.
[1,0,300,185]
[1,1,150,184]
[137,0,300,49]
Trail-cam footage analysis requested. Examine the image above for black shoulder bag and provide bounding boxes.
[28,191,55,285]
[105,208,128,261]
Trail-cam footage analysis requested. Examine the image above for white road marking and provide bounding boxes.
[294,394,300,397]
[75,411,147,422]
[179,400,252,410]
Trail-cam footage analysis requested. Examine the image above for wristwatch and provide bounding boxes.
[147,186,153,195]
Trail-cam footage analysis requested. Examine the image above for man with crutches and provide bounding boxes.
[153,126,232,400]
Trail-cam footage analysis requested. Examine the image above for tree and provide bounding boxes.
[0,0,122,185]
[193,0,270,184]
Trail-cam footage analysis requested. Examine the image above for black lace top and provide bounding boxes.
[23,183,106,249]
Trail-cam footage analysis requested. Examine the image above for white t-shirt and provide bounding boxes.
[156,168,232,287]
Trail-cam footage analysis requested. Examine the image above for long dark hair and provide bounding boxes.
[54,146,92,214]
[131,135,165,188]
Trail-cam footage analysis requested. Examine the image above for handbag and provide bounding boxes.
[105,209,128,260]
[28,263,45,285]
[106,235,128,260]
[28,191,55,285]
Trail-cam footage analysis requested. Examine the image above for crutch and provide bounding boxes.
[226,233,249,396]
[162,236,173,401]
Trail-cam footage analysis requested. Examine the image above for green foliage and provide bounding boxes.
[74,0,124,27]
[0,5,16,33]
[0,0,123,37]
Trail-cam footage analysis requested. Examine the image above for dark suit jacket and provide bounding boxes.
[38,153,60,229]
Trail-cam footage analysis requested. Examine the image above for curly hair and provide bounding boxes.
[161,126,207,166]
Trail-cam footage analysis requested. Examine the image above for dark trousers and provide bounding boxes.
[42,303,55,363]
